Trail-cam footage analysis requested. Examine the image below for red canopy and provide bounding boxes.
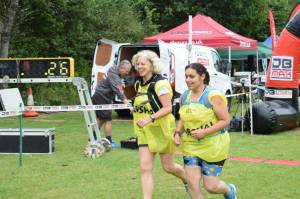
[144,15,257,50]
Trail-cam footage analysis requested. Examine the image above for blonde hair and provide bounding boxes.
[131,50,163,74]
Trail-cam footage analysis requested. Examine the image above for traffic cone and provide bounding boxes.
[23,87,39,117]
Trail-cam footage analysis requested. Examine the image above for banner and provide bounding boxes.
[269,10,277,48]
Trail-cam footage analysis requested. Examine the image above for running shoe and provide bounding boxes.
[111,140,120,148]
[224,183,237,199]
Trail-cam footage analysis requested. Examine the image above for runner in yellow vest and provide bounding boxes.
[174,63,237,199]
[132,50,187,199]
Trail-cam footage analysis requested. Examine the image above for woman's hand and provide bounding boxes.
[191,129,207,139]
[137,117,152,128]
[173,133,181,147]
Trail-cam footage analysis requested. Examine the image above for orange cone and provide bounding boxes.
[23,87,39,117]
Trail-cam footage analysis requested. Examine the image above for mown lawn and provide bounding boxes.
[0,111,299,199]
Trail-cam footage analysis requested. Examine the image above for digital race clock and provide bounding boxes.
[0,57,74,79]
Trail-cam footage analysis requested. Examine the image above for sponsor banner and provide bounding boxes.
[265,89,293,99]
[269,10,277,48]
[239,41,251,48]
[270,56,294,81]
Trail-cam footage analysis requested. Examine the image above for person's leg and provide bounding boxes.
[92,96,114,143]
[139,146,155,199]
[103,120,112,137]
[100,110,114,144]
[98,120,112,143]
[201,160,236,198]
[203,175,229,194]
[97,118,103,128]
[159,153,186,181]
[184,157,204,199]
[186,167,204,199]
[98,109,113,143]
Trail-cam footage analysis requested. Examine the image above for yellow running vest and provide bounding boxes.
[133,80,176,153]
[179,87,230,162]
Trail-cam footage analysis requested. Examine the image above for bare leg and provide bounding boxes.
[98,120,112,137]
[203,175,230,194]
[159,153,186,181]
[185,166,204,199]
[139,147,155,199]
[97,118,103,129]
[103,120,112,137]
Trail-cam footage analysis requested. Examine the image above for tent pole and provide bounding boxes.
[256,49,259,76]
[228,46,231,63]
[188,15,192,64]
[248,74,254,136]
[228,46,232,77]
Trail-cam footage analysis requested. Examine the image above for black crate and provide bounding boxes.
[120,137,138,149]
[0,128,55,154]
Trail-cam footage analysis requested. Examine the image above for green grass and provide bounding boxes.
[0,112,300,199]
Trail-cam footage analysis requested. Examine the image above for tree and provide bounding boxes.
[0,0,19,58]
[136,0,292,41]
[7,0,147,104]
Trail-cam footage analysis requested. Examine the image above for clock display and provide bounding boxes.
[0,58,74,79]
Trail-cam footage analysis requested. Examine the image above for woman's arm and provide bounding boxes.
[136,93,172,128]
[151,93,172,120]
[174,120,184,146]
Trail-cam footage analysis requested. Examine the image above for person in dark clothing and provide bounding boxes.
[92,60,132,147]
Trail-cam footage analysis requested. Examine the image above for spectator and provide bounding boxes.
[92,60,132,147]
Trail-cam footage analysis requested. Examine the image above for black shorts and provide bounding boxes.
[91,95,112,121]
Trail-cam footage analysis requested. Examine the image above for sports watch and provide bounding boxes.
[149,114,156,122]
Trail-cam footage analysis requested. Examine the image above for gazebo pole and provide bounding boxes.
[228,46,232,77]
[256,49,259,76]
[228,46,231,63]
[188,15,192,64]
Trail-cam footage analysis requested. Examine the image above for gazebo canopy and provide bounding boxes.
[218,43,272,60]
[144,14,257,50]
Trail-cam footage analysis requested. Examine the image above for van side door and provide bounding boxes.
[91,39,121,95]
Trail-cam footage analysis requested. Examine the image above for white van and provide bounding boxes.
[91,39,232,116]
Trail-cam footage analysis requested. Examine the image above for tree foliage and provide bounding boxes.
[136,0,293,41]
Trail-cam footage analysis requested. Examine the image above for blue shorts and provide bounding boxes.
[183,156,225,176]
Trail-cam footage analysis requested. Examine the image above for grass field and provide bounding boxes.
[0,111,300,199]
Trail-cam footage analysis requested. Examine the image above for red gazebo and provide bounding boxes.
[144,14,257,50]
